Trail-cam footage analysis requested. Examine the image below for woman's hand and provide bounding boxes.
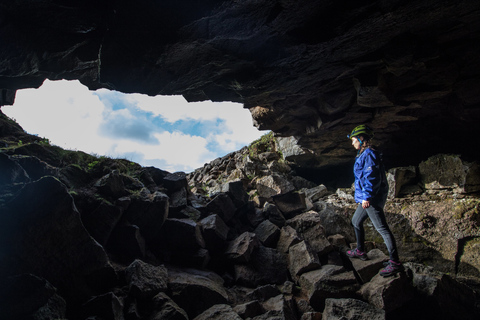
[362,200,370,209]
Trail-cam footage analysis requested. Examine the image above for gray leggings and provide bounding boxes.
[351,203,399,262]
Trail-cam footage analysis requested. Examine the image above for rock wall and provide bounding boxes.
[1,115,479,319]
[1,0,480,168]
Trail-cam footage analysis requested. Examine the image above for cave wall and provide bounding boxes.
[1,0,479,169]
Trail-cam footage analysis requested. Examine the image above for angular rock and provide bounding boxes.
[168,267,229,318]
[169,187,188,213]
[94,170,128,199]
[225,232,260,263]
[234,246,288,287]
[407,262,478,320]
[263,202,286,228]
[300,312,322,320]
[221,180,249,208]
[272,191,307,218]
[80,200,123,246]
[200,214,229,254]
[0,274,66,320]
[254,219,281,248]
[247,207,266,228]
[107,223,146,262]
[11,154,58,181]
[358,273,414,313]
[299,265,359,311]
[205,193,236,223]
[349,249,389,284]
[155,218,205,253]
[193,304,242,320]
[0,176,115,301]
[125,260,168,299]
[262,294,297,320]
[246,284,281,302]
[233,301,265,319]
[125,190,169,241]
[286,212,334,257]
[256,173,295,199]
[82,292,124,320]
[0,152,30,186]
[418,154,469,191]
[387,166,417,199]
[304,184,329,203]
[149,292,188,320]
[288,241,321,282]
[317,206,356,243]
[322,298,385,320]
[163,172,188,193]
[277,225,302,254]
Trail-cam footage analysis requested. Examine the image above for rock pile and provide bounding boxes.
[1,117,479,319]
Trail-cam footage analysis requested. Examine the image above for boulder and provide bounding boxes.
[419,154,476,192]
[94,170,128,199]
[288,241,321,282]
[221,180,249,208]
[107,223,146,262]
[261,294,297,320]
[125,260,168,299]
[299,265,359,311]
[193,304,242,320]
[225,232,260,263]
[407,262,478,320]
[272,191,307,218]
[168,267,229,318]
[263,202,286,228]
[256,173,295,199]
[286,212,334,257]
[10,154,58,181]
[358,273,414,313]
[348,249,389,284]
[80,200,124,246]
[155,218,205,253]
[169,187,188,213]
[200,214,230,254]
[387,166,417,199]
[254,220,281,248]
[277,225,302,254]
[234,246,288,287]
[0,274,66,320]
[0,152,30,186]
[304,185,329,203]
[125,190,169,241]
[163,172,188,193]
[205,193,236,224]
[0,176,115,302]
[246,284,281,302]
[149,292,188,320]
[233,301,265,319]
[322,298,385,320]
[82,292,124,320]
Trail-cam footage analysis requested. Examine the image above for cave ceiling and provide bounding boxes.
[1,0,480,169]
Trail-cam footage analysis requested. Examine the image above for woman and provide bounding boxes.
[346,124,403,277]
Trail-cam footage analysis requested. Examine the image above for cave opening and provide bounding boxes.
[2,79,267,173]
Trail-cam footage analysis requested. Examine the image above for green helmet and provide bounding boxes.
[347,124,374,139]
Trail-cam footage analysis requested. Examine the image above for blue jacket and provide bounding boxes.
[354,148,388,207]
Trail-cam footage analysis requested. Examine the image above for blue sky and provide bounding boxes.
[3,79,267,172]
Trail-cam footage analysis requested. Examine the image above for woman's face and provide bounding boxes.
[351,136,362,150]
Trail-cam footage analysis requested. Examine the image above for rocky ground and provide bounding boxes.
[1,111,479,319]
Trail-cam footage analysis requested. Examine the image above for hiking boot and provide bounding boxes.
[346,248,368,261]
[380,260,404,277]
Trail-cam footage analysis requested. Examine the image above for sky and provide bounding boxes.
[2,79,267,173]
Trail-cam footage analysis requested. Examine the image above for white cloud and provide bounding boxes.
[3,79,267,172]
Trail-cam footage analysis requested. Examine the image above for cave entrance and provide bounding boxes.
[2,79,267,173]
